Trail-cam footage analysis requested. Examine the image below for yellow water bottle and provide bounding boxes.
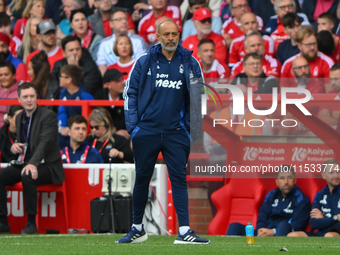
[245,222,255,245]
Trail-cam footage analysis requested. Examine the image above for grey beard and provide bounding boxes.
[159,39,178,52]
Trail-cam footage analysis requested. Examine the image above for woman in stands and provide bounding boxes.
[86,107,133,164]
[0,61,22,128]
[6,0,27,20]
[106,34,135,81]
[12,0,46,41]
[17,16,42,63]
[70,8,102,62]
[27,51,59,100]
[0,105,23,162]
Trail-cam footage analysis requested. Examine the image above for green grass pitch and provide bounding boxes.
[0,234,339,255]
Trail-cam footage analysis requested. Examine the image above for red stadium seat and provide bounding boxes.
[208,172,266,235]
[7,182,68,233]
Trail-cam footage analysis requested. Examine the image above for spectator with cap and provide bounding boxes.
[181,0,222,41]
[182,7,228,64]
[60,115,104,164]
[57,64,94,139]
[0,13,22,57]
[25,20,64,75]
[0,32,26,81]
[106,34,135,82]
[51,36,102,97]
[95,69,128,140]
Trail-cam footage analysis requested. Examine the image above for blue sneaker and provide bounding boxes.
[174,230,210,244]
[116,225,148,243]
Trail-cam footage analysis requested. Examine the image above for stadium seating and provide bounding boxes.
[7,182,69,233]
[208,172,266,235]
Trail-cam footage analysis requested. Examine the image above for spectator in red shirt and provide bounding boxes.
[288,56,325,93]
[0,32,26,81]
[137,0,182,45]
[107,34,135,82]
[281,26,334,89]
[0,13,22,57]
[197,39,230,84]
[89,0,136,38]
[26,20,64,76]
[317,12,340,63]
[222,0,264,47]
[229,12,275,68]
[182,7,228,64]
[231,31,281,78]
[13,0,46,41]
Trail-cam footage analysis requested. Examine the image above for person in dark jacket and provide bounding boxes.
[50,36,102,96]
[288,159,340,237]
[230,52,278,94]
[60,115,103,164]
[86,107,133,164]
[116,20,209,244]
[0,82,65,234]
[95,69,128,140]
[0,105,23,163]
[227,165,311,236]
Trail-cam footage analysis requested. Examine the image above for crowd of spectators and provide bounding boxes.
[0,0,340,162]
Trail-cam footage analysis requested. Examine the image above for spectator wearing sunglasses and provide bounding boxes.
[182,7,228,64]
[86,107,133,164]
[57,64,94,147]
[60,115,103,164]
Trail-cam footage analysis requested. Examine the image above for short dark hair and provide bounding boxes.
[0,60,16,74]
[198,39,215,49]
[60,64,84,86]
[276,165,295,178]
[189,0,206,7]
[68,115,87,128]
[243,52,262,63]
[17,82,38,97]
[317,30,335,56]
[318,12,336,25]
[0,12,11,28]
[330,63,340,72]
[7,105,23,117]
[111,7,127,19]
[230,0,248,8]
[61,36,81,51]
[70,8,87,23]
[281,12,302,28]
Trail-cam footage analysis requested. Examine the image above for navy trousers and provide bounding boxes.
[132,128,190,226]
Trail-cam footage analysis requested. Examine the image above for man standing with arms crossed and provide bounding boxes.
[117,20,209,244]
